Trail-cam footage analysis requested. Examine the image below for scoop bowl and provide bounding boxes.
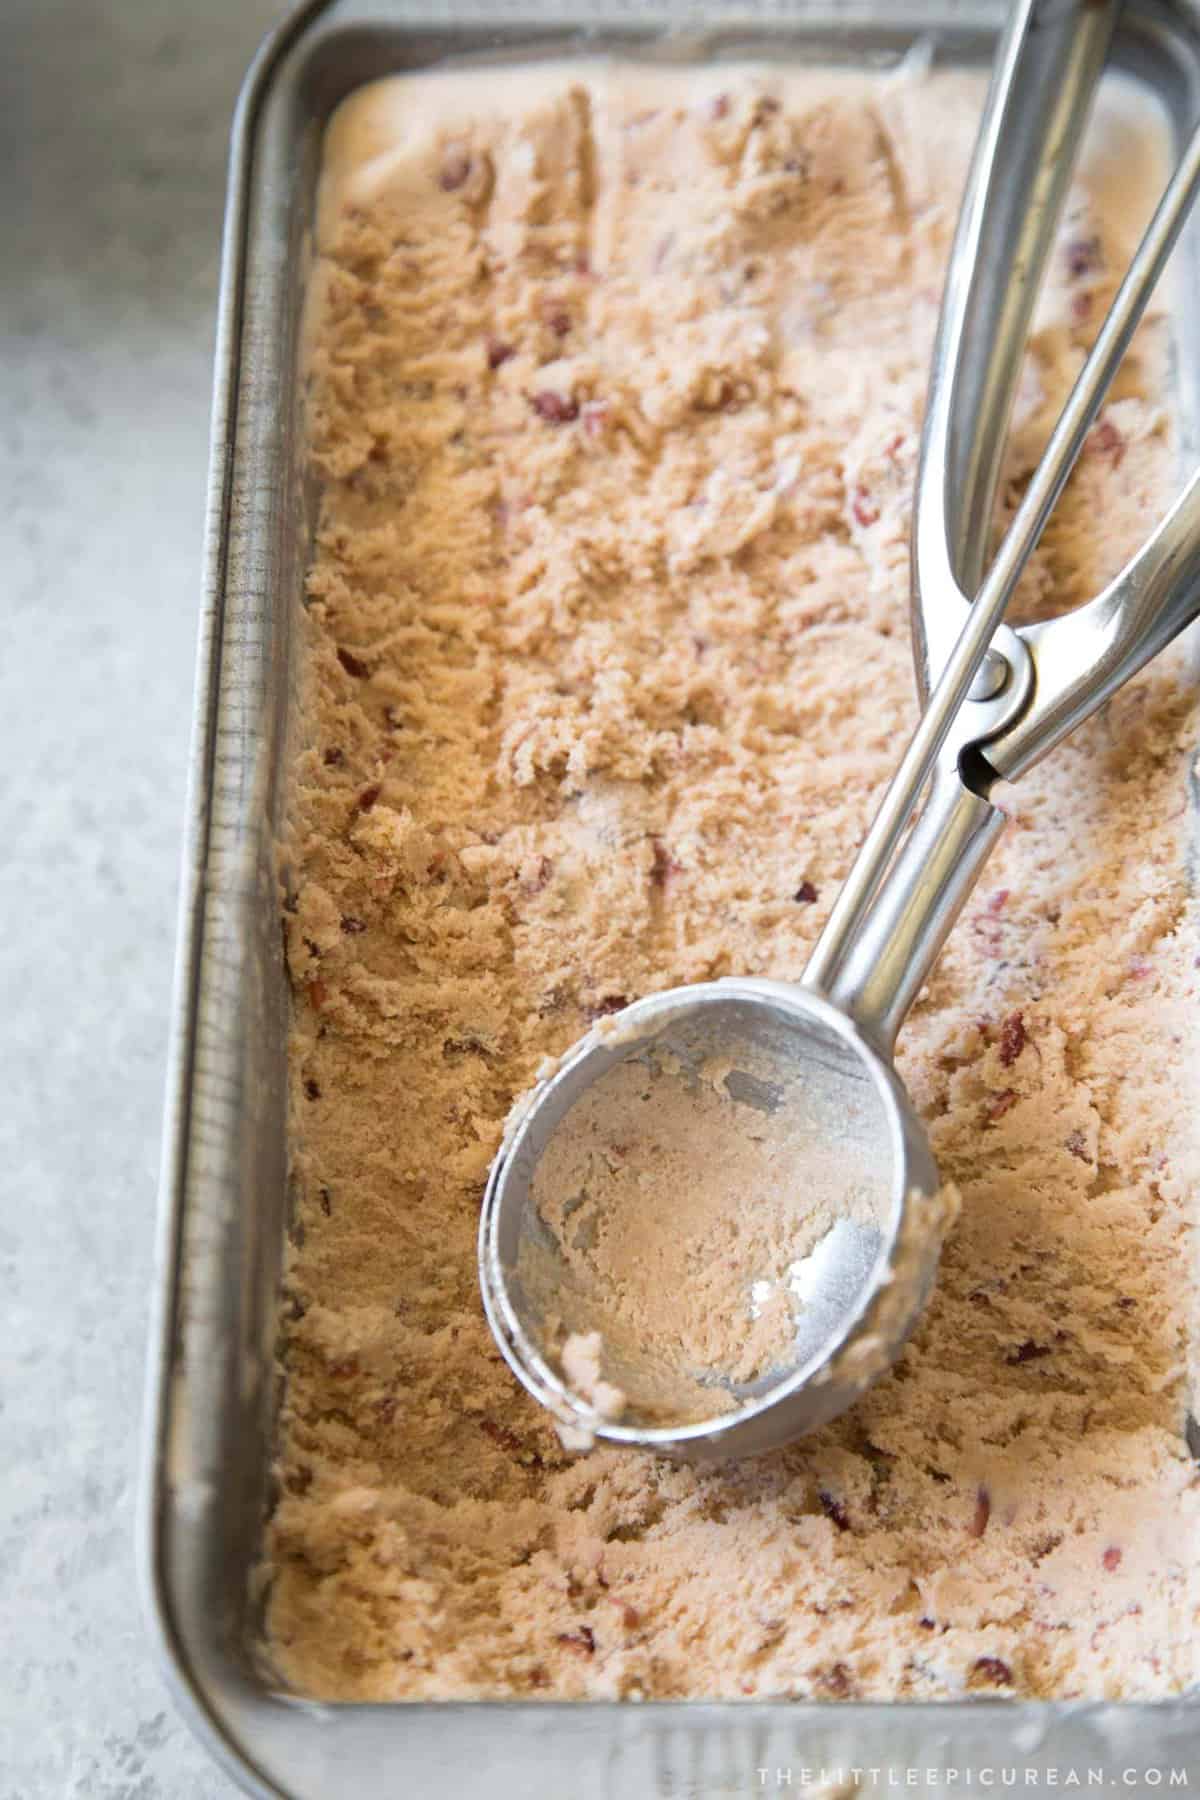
[479,980,945,1460]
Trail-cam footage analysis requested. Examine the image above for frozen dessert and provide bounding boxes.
[526,1035,890,1424]
[559,1330,626,1424]
[267,57,1200,1702]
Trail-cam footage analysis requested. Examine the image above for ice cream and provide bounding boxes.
[526,1035,891,1424]
[266,58,1200,1702]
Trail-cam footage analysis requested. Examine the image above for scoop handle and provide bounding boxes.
[986,466,1200,782]
[806,0,1200,1049]
[813,455,1200,1052]
[803,0,1115,1003]
[814,764,1005,1054]
[805,453,1200,1051]
[809,453,1200,1047]
[912,0,1117,691]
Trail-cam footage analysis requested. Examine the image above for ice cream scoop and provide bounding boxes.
[479,0,1200,1457]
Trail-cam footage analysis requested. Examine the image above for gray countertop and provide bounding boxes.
[1,2,284,1793]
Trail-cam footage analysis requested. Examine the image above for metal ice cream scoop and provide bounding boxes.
[479,0,1200,1458]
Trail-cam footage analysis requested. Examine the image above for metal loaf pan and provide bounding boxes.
[141,2,1200,1793]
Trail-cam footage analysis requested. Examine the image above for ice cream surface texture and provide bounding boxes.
[526,1037,891,1425]
[269,58,1200,1701]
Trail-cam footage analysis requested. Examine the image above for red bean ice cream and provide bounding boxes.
[267,61,1200,1700]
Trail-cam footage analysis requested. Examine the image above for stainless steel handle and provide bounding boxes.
[987,466,1200,780]
[820,451,1200,1049]
[818,764,1005,1054]
[804,0,1115,1004]
[804,1,1200,1055]
[913,0,1118,691]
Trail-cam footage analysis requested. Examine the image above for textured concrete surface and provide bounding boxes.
[1,2,284,1794]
